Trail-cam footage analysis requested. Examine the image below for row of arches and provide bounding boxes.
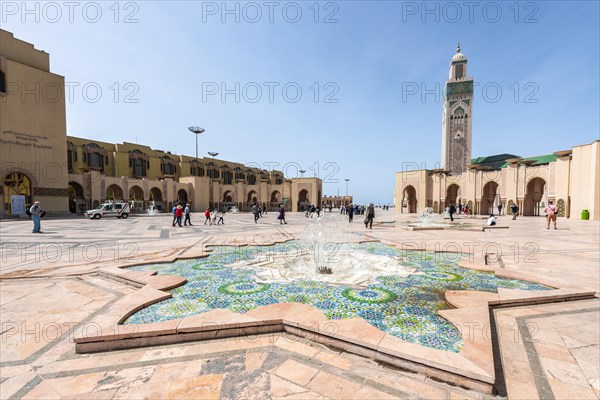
[68,182,189,213]
[2,171,314,214]
[223,189,313,212]
[401,177,552,216]
[220,190,283,204]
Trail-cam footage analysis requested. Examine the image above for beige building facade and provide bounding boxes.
[0,30,69,214]
[321,195,353,208]
[395,141,600,220]
[1,29,321,216]
[65,137,322,213]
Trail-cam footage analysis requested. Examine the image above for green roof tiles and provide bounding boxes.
[470,153,558,169]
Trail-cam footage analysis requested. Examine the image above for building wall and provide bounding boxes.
[394,170,430,213]
[1,30,68,214]
[322,195,353,207]
[394,141,600,220]
[571,141,600,220]
[291,178,322,212]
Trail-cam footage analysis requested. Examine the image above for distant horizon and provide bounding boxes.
[2,1,598,204]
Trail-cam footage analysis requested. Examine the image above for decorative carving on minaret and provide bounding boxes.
[441,42,473,175]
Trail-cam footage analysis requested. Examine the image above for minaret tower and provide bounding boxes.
[441,42,473,175]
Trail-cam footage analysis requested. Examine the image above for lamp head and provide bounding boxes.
[188,126,205,134]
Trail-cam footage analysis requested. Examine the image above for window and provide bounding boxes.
[164,164,176,175]
[223,171,233,185]
[89,153,102,169]
[67,150,74,172]
[134,159,146,177]
[235,169,245,181]
[0,70,5,94]
[454,64,464,79]
[190,161,204,177]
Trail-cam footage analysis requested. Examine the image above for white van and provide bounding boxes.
[85,202,131,219]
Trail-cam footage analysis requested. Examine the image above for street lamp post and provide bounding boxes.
[188,126,205,175]
[345,179,350,197]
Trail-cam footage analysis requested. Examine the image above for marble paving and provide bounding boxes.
[1,210,599,399]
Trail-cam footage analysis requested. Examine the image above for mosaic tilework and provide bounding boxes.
[125,241,553,353]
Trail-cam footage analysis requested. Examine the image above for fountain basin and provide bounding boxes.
[124,241,553,353]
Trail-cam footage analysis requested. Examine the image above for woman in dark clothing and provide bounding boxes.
[277,204,287,224]
[347,204,354,223]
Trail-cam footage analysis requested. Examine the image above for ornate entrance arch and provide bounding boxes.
[446,184,460,208]
[106,184,123,201]
[68,181,86,213]
[481,181,499,215]
[525,178,547,216]
[247,191,258,204]
[177,189,188,203]
[3,172,32,213]
[298,189,310,211]
[403,185,417,213]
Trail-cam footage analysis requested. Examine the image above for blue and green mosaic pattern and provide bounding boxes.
[125,241,553,352]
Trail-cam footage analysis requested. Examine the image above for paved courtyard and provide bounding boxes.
[1,210,598,399]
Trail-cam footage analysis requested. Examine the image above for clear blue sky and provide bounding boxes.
[3,1,599,204]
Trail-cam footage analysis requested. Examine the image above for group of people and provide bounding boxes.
[201,208,225,226]
[446,200,559,229]
[340,204,365,216]
[342,203,376,228]
[251,203,287,224]
[304,205,322,218]
[171,203,197,227]
[26,198,562,233]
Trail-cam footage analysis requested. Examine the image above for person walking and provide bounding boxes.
[252,204,260,224]
[497,203,503,216]
[184,204,193,226]
[174,204,183,227]
[30,201,43,233]
[365,203,375,229]
[347,203,354,223]
[171,204,178,227]
[262,204,267,215]
[217,210,224,225]
[543,201,558,229]
[204,208,211,225]
[510,203,519,220]
[277,204,287,224]
[448,204,456,222]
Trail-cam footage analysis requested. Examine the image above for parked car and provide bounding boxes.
[85,202,131,219]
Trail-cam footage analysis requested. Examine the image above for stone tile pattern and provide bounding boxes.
[496,299,600,399]
[14,333,489,400]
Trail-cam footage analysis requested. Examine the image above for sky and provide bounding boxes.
[2,1,599,204]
